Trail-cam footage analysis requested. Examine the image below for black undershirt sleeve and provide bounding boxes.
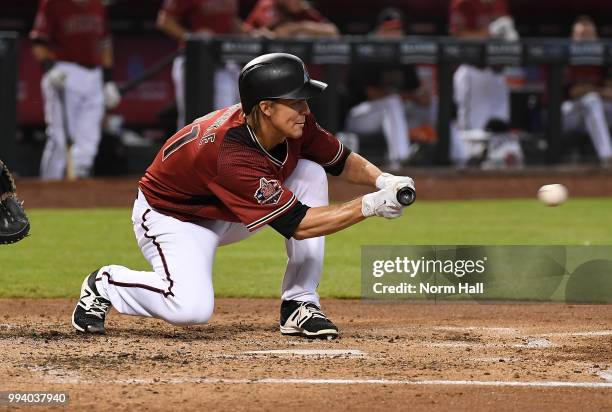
[269,200,310,239]
[323,146,352,176]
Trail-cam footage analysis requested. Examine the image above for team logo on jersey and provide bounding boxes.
[254,178,283,205]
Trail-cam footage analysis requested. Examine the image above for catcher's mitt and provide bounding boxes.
[0,160,29,244]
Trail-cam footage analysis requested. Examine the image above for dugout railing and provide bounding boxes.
[185,35,612,165]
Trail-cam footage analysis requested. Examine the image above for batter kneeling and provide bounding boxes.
[71,53,415,339]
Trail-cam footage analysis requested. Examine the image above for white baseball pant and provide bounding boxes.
[454,64,510,130]
[95,159,327,325]
[345,93,411,165]
[172,55,241,130]
[40,62,105,180]
[562,92,612,161]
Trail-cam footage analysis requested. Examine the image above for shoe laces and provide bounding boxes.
[300,302,328,320]
[85,298,110,319]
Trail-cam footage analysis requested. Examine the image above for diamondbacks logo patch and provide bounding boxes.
[254,178,283,205]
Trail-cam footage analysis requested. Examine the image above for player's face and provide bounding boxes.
[269,99,310,139]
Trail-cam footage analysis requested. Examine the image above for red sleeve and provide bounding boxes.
[30,0,53,43]
[449,0,475,34]
[299,114,350,175]
[208,143,298,232]
[101,2,111,45]
[494,0,509,17]
[244,0,273,30]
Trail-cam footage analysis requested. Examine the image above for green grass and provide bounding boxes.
[1,198,611,298]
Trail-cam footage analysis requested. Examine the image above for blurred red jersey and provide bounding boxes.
[566,66,607,87]
[244,0,326,30]
[30,0,110,67]
[159,0,238,35]
[449,0,508,34]
[139,105,350,231]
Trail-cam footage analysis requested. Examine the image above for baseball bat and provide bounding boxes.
[58,88,76,181]
[396,186,416,206]
[118,49,182,96]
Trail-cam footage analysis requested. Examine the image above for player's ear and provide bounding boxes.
[259,100,273,117]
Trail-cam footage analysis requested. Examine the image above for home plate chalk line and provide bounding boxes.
[112,377,612,389]
[244,349,365,356]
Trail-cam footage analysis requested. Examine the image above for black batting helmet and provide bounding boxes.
[238,53,327,115]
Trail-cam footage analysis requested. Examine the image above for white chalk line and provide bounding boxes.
[597,370,612,382]
[244,349,365,356]
[106,377,612,389]
[539,330,612,337]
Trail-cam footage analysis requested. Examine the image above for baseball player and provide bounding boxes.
[243,0,339,37]
[449,0,518,165]
[72,53,414,339]
[30,0,121,180]
[345,8,423,170]
[563,16,612,166]
[157,0,244,130]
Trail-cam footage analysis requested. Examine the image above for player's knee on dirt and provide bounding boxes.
[163,297,214,326]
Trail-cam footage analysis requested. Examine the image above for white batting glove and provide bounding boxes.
[488,16,519,42]
[45,67,67,91]
[375,173,415,193]
[361,188,404,219]
[103,81,121,109]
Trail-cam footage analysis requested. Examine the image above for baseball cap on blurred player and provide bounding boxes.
[239,53,327,115]
[375,7,405,36]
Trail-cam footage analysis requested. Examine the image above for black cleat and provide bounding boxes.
[280,300,339,340]
[71,269,111,334]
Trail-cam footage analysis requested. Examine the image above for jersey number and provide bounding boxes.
[162,125,201,161]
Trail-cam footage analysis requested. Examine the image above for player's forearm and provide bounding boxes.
[293,198,365,240]
[453,27,490,39]
[339,153,382,188]
[569,83,599,99]
[101,42,113,69]
[275,22,338,37]
[157,13,188,42]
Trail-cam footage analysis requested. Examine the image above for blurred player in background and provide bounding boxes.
[345,8,431,170]
[30,0,120,180]
[157,0,245,129]
[563,15,612,166]
[449,0,519,166]
[243,0,339,38]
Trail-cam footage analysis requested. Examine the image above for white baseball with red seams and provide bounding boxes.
[537,184,568,207]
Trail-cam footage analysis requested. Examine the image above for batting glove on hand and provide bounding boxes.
[104,82,121,109]
[361,188,404,219]
[45,67,67,91]
[376,173,415,193]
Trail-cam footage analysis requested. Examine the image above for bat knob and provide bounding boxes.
[396,186,416,206]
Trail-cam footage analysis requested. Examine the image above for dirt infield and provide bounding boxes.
[14,166,612,208]
[1,299,611,411]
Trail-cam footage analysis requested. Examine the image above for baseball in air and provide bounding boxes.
[537,184,568,206]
